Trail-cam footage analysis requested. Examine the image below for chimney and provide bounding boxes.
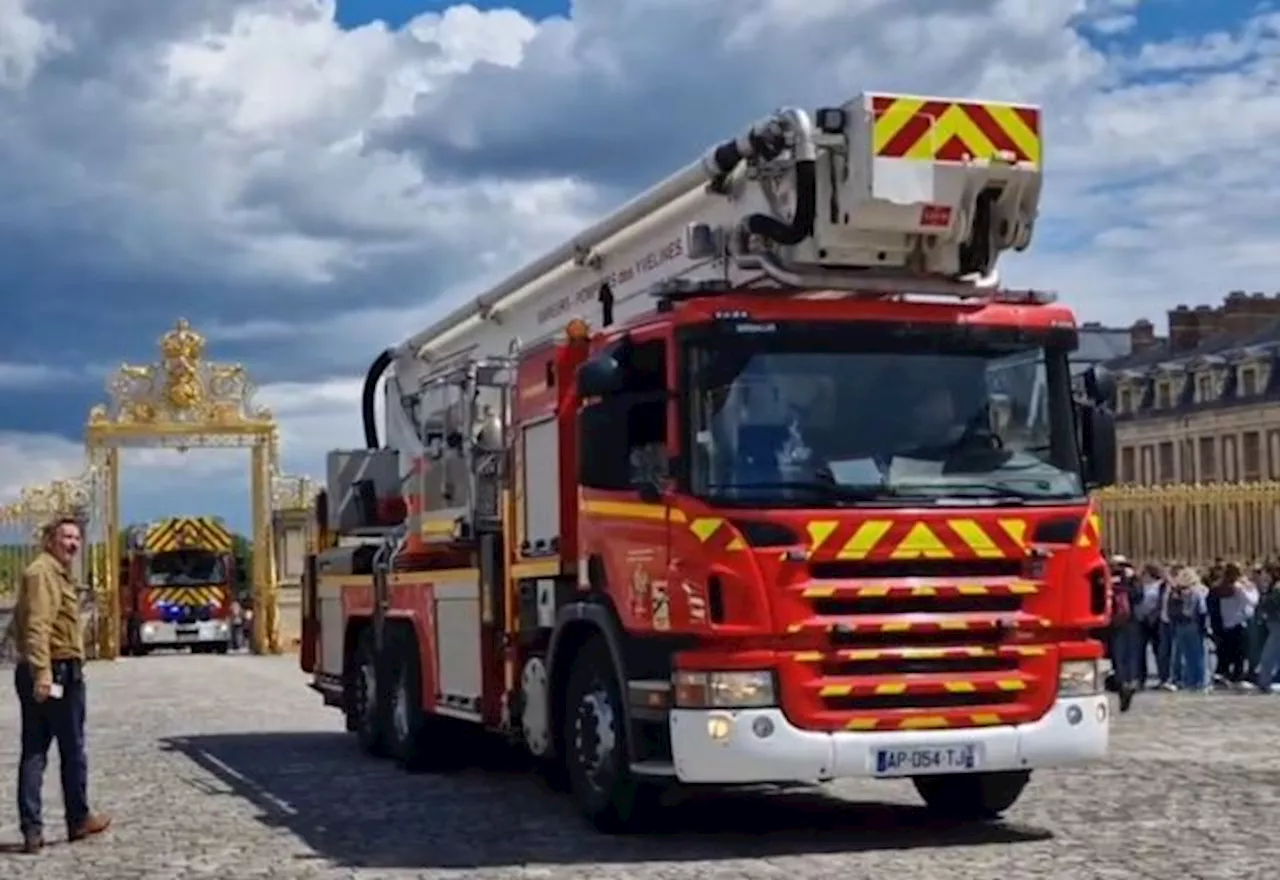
[1128,318,1158,353]
[1168,303,1225,353]
[1220,290,1280,339]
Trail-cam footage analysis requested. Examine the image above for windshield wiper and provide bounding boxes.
[707,481,908,502]
[910,481,1074,502]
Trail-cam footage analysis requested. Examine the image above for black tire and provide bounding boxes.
[561,636,661,832]
[386,630,431,771]
[351,629,387,757]
[912,770,1031,819]
[213,642,230,655]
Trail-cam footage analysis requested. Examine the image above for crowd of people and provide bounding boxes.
[1106,556,1280,710]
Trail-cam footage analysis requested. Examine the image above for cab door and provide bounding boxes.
[576,325,676,633]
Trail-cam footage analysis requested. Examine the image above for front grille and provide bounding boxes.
[780,567,1055,733]
[810,560,1024,579]
[823,651,1018,677]
[812,594,1022,616]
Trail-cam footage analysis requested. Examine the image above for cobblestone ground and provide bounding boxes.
[0,655,1277,880]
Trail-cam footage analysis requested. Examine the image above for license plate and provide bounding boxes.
[176,628,198,639]
[874,744,978,777]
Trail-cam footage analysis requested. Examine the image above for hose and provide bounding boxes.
[705,109,818,248]
[746,158,816,245]
[361,349,393,449]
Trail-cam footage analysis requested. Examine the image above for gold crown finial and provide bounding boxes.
[160,318,205,363]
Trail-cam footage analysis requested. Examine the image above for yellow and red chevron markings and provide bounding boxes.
[800,580,1038,599]
[144,516,233,554]
[804,516,1027,561]
[1077,512,1102,548]
[785,615,1049,635]
[147,586,225,608]
[817,674,1028,699]
[870,93,1041,166]
[578,498,1102,557]
[792,644,1048,663]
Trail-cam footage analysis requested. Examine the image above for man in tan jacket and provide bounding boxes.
[13,516,110,854]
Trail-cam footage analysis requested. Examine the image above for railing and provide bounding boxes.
[1094,481,1280,566]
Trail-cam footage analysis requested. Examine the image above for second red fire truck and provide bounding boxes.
[122,516,238,655]
[300,89,1119,830]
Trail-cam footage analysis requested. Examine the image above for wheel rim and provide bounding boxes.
[358,659,376,728]
[572,680,617,795]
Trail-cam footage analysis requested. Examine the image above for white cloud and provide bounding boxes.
[0,362,79,389]
[0,0,64,89]
[1,0,1279,526]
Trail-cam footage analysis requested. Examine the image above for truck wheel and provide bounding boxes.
[386,629,439,771]
[912,770,1031,819]
[561,636,660,832]
[351,629,387,757]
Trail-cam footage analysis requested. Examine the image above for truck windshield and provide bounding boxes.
[146,550,226,586]
[684,322,1083,506]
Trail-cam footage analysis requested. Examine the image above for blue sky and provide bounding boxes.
[337,0,568,27]
[0,0,1277,535]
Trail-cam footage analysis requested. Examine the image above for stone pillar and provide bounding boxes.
[271,509,310,651]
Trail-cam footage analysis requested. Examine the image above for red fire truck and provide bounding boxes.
[300,90,1118,831]
[122,516,237,655]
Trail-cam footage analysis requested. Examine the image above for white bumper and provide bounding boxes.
[669,696,1109,784]
[140,620,232,645]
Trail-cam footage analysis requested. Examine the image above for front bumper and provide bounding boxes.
[139,620,232,645]
[669,696,1109,784]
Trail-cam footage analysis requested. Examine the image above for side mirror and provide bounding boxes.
[1080,404,1117,488]
[1082,366,1117,409]
[577,354,622,397]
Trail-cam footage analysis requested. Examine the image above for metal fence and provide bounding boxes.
[1094,481,1280,567]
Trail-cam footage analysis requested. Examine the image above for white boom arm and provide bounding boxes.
[374,91,1044,454]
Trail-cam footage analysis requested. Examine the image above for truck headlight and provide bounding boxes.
[672,670,776,708]
[142,623,155,637]
[1059,660,1101,696]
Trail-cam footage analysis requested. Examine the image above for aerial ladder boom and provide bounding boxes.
[341,91,1044,532]
[395,92,1041,368]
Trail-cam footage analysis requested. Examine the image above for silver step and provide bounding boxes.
[630,760,676,778]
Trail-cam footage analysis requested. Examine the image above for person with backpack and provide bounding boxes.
[1215,562,1257,688]
[1105,556,1138,712]
[1166,565,1210,692]
[1133,563,1168,687]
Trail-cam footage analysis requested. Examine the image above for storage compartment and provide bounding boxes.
[434,589,483,712]
[319,590,345,676]
[521,417,560,549]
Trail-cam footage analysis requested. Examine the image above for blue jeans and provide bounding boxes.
[1155,621,1174,683]
[15,661,90,837]
[1257,625,1280,690]
[1172,623,1206,689]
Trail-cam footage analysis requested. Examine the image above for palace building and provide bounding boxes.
[1105,292,1280,486]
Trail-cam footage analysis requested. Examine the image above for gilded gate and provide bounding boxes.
[1094,482,1280,567]
[0,319,319,660]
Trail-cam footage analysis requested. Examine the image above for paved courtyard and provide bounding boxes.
[0,654,1276,880]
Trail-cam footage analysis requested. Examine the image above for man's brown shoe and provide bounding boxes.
[21,832,44,854]
[68,813,111,842]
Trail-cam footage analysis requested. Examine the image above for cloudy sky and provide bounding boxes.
[0,0,1274,532]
